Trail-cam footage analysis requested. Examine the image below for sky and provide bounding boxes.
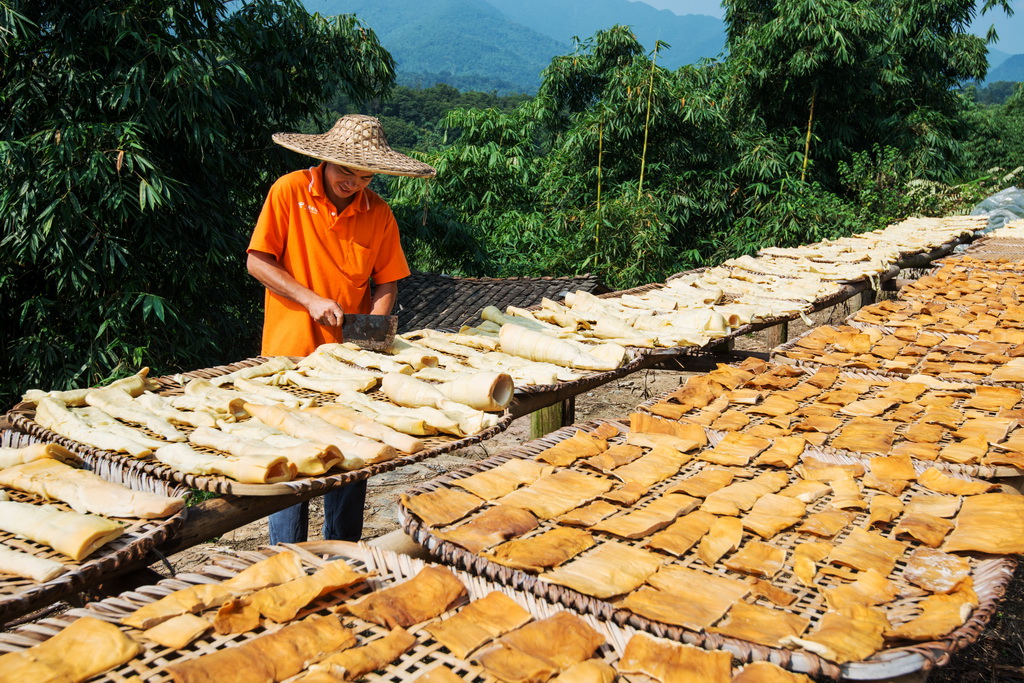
[628,0,1024,55]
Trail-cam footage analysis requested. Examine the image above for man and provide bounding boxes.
[246,114,436,544]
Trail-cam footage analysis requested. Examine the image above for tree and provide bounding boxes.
[388,27,735,288]
[0,0,395,403]
[962,83,1024,178]
[723,0,1012,185]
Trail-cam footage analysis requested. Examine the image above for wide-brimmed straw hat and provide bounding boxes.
[272,115,436,178]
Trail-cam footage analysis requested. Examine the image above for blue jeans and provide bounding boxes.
[268,480,367,544]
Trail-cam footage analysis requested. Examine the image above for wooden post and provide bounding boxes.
[707,337,734,356]
[531,403,564,439]
[765,321,788,351]
[562,396,576,427]
[860,287,876,308]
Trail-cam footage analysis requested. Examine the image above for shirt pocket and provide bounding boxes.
[339,239,374,287]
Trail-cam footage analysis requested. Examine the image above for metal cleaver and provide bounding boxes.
[339,314,397,352]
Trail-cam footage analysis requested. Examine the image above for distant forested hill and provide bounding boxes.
[480,0,724,70]
[987,54,1024,83]
[302,0,1011,94]
[302,0,569,93]
[302,0,724,93]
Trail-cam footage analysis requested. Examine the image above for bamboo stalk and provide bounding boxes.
[596,117,604,248]
[420,178,432,226]
[638,48,658,198]
[801,89,817,182]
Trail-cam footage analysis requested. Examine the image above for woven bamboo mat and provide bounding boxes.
[508,351,650,396]
[6,359,514,496]
[664,266,864,315]
[898,266,1024,304]
[892,235,975,269]
[847,299,1024,335]
[960,248,1024,261]
[0,431,187,624]
[943,248,1024,268]
[726,261,900,286]
[758,232,973,266]
[665,265,848,302]
[0,542,824,682]
[926,257,1024,277]
[635,366,1024,479]
[771,325,1024,387]
[565,272,859,362]
[398,419,1018,680]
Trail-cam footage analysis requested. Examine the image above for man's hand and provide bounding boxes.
[248,251,345,327]
[307,296,345,327]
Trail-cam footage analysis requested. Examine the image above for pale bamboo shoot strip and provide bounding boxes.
[21,368,159,407]
[155,443,294,484]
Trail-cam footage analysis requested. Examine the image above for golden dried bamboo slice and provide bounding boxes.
[822,569,898,611]
[556,500,618,528]
[666,468,735,498]
[539,542,664,598]
[868,454,916,481]
[939,436,989,465]
[742,494,805,539]
[828,529,907,575]
[833,417,898,455]
[723,540,786,578]
[438,506,539,554]
[867,494,904,527]
[709,601,809,647]
[798,508,855,537]
[646,510,716,556]
[917,467,997,496]
[592,493,698,539]
[903,548,971,594]
[424,592,532,659]
[943,493,1024,554]
[780,604,888,664]
[885,582,978,641]
[486,527,595,572]
[618,633,732,683]
[697,516,744,567]
[699,432,771,466]
[623,566,749,631]
[451,459,552,500]
[753,436,805,468]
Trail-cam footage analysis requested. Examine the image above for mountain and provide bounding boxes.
[302,0,724,93]
[480,0,725,70]
[988,48,1012,71]
[303,0,568,93]
[986,53,1024,84]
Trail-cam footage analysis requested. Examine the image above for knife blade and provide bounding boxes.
[338,314,397,352]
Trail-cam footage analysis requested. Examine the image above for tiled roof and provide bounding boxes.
[394,272,608,332]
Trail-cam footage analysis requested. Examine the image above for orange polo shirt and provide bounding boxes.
[248,163,410,357]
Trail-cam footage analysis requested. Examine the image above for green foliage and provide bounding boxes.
[0,0,395,406]
[386,15,1017,289]
[968,81,1023,106]
[723,0,1009,185]
[333,84,531,152]
[386,27,733,287]
[835,144,1017,224]
[961,84,1024,179]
